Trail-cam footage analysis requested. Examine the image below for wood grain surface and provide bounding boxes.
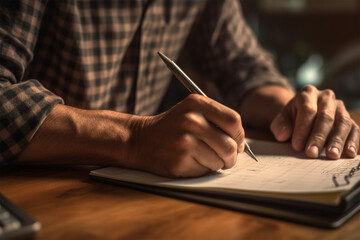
[1,111,360,240]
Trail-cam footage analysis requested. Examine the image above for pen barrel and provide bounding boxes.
[158,51,257,162]
[158,51,205,96]
[168,63,207,97]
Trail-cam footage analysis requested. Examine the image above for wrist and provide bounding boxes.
[125,114,156,171]
[239,85,294,128]
[18,104,138,167]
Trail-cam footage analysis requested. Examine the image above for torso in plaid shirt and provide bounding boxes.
[0,0,289,163]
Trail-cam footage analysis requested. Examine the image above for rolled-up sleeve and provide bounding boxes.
[0,1,63,164]
[186,0,293,110]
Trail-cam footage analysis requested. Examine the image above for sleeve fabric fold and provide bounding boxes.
[185,0,293,110]
[0,0,63,164]
[0,0,291,165]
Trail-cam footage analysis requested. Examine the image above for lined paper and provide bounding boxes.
[91,139,360,194]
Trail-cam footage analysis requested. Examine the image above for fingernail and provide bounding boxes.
[329,146,340,156]
[280,125,288,133]
[308,145,319,158]
[348,146,356,154]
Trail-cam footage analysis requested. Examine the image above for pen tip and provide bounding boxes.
[245,142,258,162]
[250,153,258,162]
[157,51,171,63]
[158,51,165,58]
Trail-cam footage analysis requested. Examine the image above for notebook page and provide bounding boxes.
[90,139,360,194]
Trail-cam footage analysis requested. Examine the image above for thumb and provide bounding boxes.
[270,111,292,142]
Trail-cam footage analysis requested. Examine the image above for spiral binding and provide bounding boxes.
[332,162,360,187]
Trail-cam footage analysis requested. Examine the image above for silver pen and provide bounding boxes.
[158,51,258,162]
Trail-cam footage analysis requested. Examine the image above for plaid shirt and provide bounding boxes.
[0,0,289,164]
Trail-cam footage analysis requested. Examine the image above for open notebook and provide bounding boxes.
[90,139,360,228]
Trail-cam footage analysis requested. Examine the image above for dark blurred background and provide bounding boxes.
[159,0,360,112]
[241,0,360,109]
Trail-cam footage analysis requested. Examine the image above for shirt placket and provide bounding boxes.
[134,2,155,115]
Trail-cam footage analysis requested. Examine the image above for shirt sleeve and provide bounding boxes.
[0,1,63,165]
[185,0,293,110]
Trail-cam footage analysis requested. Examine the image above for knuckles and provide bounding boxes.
[300,102,317,116]
[298,86,336,105]
[180,112,206,133]
[329,136,345,146]
[321,89,335,99]
[301,85,317,94]
[317,111,335,123]
[337,114,353,128]
[311,133,327,143]
[184,94,207,107]
[183,94,242,128]
[224,110,242,128]
[336,99,346,109]
[176,133,194,151]
[165,94,242,175]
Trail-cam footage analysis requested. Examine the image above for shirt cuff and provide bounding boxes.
[0,79,64,164]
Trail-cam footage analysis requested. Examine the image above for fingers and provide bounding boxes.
[184,94,245,150]
[304,90,337,158]
[140,94,244,178]
[193,140,225,171]
[163,125,236,177]
[277,85,359,160]
[159,134,213,178]
[270,106,293,142]
[291,86,319,151]
[343,123,360,158]
[324,101,356,159]
[181,111,238,169]
[197,123,238,169]
[168,155,212,178]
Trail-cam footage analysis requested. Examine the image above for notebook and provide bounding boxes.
[90,139,360,228]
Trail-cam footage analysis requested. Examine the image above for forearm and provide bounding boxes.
[17,104,139,167]
[239,85,295,128]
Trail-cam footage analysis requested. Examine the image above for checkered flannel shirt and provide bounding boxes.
[0,0,290,164]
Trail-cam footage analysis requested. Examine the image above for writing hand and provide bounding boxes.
[270,85,359,159]
[129,94,245,177]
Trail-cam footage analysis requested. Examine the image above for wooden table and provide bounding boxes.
[1,112,360,240]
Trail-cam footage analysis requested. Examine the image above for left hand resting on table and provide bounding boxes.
[270,85,359,159]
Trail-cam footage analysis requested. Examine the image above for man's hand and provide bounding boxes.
[18,95,244,178]
[270,85,359,159]
[129,94,245,178]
